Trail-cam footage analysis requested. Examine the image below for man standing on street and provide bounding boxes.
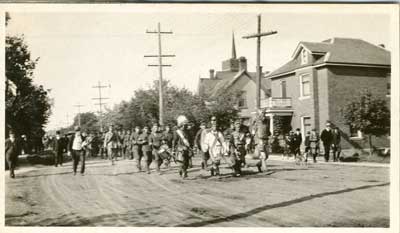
[104,124,119,165]
[320,122,333,162]
[53,131,64,167]
[5,131,21,178]
[68,126,86,175]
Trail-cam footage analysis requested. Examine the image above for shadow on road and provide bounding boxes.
[175,182,390,227]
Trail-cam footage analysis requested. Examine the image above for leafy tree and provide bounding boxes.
[72,112,99,133]
[102,80,239,130]
[6,15,52,140]
[341,89,390,155]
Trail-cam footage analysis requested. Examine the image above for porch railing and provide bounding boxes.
[260,97,292,109]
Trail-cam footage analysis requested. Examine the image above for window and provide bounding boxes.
[238,91,247,108]
[300,74,311,98]
[349,125,363,139]
[301,116,312,139]
[301,49,308,65]
[280,80,287,98]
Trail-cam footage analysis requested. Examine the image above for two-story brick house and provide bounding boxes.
[198,34,270,125]
[265,37,390,151]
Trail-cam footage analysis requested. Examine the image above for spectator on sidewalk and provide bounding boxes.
[310,128,320,163]
[5,131,21,178]
[331,126,341,162]
[320,122,333,162]
[293,128,302,160]
[53,131,64,167]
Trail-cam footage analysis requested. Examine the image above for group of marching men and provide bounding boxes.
[66,112,270,178]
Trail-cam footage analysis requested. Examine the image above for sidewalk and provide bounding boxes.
[267,154,390,168]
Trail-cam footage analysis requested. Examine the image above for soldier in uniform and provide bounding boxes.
[229,120,246,177]
[162,124,174,149]
[131,126,142,170]
[149,123,164,174]
[104,124,119,165]
[172,115,192,179]
[138,126,151,174]
[123,129,131,160]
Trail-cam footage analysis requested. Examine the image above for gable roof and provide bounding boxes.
[268,37,391,78]
[198,70,271,98]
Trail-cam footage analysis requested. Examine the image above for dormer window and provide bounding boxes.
[301,49,308,65]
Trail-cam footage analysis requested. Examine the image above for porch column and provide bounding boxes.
[269,114,274,135]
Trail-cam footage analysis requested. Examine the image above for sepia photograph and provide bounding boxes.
[2,4,399,230]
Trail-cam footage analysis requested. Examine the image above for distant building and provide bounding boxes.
[198,34,271,125]
[265,37,391,151]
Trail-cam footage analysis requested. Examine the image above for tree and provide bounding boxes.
[6,16,52,139]
[341,89,390,155]
[72,112,99,133]
[102,80,240,130]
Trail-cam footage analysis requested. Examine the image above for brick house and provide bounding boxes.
[198,34,270,125]
[265,37,390,151]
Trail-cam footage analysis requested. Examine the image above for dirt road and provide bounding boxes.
[5,157,390,227]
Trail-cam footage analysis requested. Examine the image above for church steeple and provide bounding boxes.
[232,32,237,59]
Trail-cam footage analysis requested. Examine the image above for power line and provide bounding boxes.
[243,14,277,110]
[92,81,110,132]
[73,104,84,128]
[144,22,176,126]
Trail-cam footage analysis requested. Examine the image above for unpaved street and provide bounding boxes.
[5,157,389,227]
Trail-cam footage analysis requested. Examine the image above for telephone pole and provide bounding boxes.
[144,22,175,126]
[243,14,277,109]
[73,104,84,128]
[92,81,110,132]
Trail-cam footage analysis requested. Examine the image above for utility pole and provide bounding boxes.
[73,104,84,128]
[92,81,110,132]
[144,22,175,126]
[243,14,277,110]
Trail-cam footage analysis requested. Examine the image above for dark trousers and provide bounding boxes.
[54,151,63,166]
[72,150,85,174]
[6,154,18,177]
[177,150,190,176]
[323,144,330,162]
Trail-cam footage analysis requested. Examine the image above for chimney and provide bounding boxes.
[378,44,385,48]
[209,69,215,79]
[239,57,247,71]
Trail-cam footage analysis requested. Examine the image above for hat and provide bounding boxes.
[74,126,81,131]
[211,116,217,121]
[177,115,189,127]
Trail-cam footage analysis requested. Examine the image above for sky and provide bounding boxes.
[6,6,393,130]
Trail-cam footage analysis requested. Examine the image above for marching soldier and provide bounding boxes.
[131,126,142,171]
[162,124,174,149]
[123,129,132,160]
[172,115,192,179]
[104,124,119,165]
[229,120,246,177]
[138,126,151,174]
[149,123,164,174]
